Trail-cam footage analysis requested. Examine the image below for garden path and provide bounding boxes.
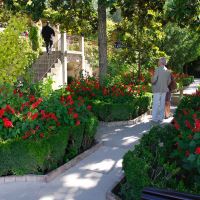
[0,79,199,200]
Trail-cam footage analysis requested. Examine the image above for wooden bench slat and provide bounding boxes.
[141,193,170,200]
[142,187,200,200]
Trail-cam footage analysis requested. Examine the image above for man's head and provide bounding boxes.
[46,21,50,26]
[158,57,167,66]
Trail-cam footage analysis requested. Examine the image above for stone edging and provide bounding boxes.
[100,110,151,127]
[0,142,102,184]
[106,174,124,200]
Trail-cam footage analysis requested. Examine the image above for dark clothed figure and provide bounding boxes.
[41,22,55,54]
[165,74,176,118]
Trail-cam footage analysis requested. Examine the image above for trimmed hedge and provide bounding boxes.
[120,125,195,200]
[120,125,200,200]
[0,115,98,176]
[0,128,69,176]
[90,94,152,122]
[181,76,194,87]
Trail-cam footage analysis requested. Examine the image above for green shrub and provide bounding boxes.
[175,92,200,115]
[82,113,98,150]
[172,91,200,186]
[120,125,196,200]
[66,125,85,159]
[121,154,150,200]
[0,128,69,176]
[0,14,37,84]
[181,77,194,87]
[29,25,42,52]
[0,113,98,176]
[90,94,151,121]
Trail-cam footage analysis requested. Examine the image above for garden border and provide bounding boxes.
[0,141,103,184]
[106,174,124,200]
[99,110,151,127]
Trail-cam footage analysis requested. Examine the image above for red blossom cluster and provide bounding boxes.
[172,73,190,80]
[0,105,15,128]
[172,105,200,161]
[67,78,144,100]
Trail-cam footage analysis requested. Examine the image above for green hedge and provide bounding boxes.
[120,125,200,200]
[174,93,200,116]
[90,94,152,122]
[0,115,98,176]
[0,128,69,176]
[181,76,194,87]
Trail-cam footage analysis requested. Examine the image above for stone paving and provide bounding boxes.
[0,79,199,200]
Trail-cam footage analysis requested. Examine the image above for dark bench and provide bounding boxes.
[141,187,200,200]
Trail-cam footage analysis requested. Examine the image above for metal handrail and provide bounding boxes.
[66,35,82,51]
[31,37,62,82]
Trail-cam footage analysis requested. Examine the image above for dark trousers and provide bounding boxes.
[45,40,53,53]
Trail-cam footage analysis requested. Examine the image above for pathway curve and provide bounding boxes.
[0,79,199,200]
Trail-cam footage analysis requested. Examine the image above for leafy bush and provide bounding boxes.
[0,14,37,84]
[0,128,69,175]
[67,78,151,121]
[171,91,200,187]
[29,24,42,52]
[0,81,94,141]
[181,77,194,87]
[91,94,151,121]
[120,124,200,200]
[173,73,194,88]
[0,113,98,176]
[0,80,99,176]
[121,126,179,200]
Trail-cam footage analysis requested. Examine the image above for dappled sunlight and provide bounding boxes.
[61,173,100,189]
[115,159,123,168]
[122,136,140,146]
[39,196,55,200]
[80,159,115,172]
[114,128,123,132]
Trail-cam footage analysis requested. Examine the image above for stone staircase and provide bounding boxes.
[30,34,94,88]
[31,51,61,83]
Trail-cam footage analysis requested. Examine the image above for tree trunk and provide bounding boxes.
[98,0,107,85]
[138,48,141,80]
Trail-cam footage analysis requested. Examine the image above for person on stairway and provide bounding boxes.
[41,21,55,54]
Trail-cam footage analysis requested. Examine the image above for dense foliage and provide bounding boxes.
[120,90,200,200]
[65,78,151,121]
[0,15,37,84]
[0,81,98,175]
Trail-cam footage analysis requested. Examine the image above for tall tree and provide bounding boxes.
[98,0,107,84]
[113,0,166,77]
[164,0,200,29]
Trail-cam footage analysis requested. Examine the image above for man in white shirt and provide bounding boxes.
[151,57,171,123]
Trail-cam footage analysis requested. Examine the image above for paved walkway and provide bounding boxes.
[0,79,199,200]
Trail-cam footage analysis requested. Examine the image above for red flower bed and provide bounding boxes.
[0,82,92,141]
[172,91,200,178]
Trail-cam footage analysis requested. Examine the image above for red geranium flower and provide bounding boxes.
[195,147,200,155]
[73,113,79,119]
[185,120,192,129]
[39,133,44,138]
[76,120,80,126]
[87,105,92,111]
[31,113,39,120]
[29,95,36,102]
[185,150,190,157]
[195,119,200,129]
[174,120,180,130]
[0,109,5,118]
[2,118,13,128]
[5,105,15,114]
